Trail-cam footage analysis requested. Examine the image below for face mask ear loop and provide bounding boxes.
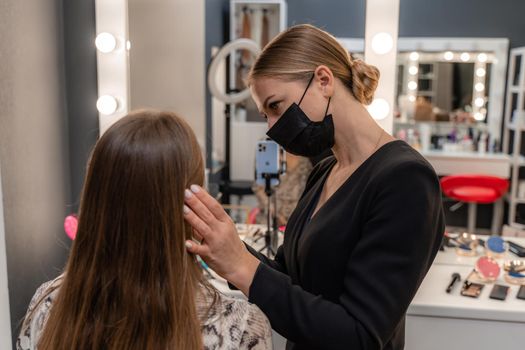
[298,73,316,106]
[324,97,331,117]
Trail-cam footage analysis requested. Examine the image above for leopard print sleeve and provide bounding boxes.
[239,303,273,350]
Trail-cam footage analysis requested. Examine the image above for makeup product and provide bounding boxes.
[517,285,525,300]
[489,284,509,301]
[485,236,506,258]
[461,280,485,298]
[446,272,461,293]
[508,241,525,257]
[475,256,501,282]
[504,270,525,285]
[503,260,525,285]
[455,232,478,257]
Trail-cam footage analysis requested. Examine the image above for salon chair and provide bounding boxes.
[440,174,509,234]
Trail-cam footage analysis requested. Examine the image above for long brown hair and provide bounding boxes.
[248,24,380,105]
[35,110,212,349]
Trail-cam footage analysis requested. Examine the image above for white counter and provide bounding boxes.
[420,150,511,177]
[210,229,525,349]
[405,236,525,350]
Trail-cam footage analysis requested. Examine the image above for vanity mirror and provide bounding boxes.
[393,38,509,152]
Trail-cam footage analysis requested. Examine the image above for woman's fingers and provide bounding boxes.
[189,185,231,222]
[184,189,216,224]
[183,205,212,241]
[185,240,209,256]
[192,228,204,242]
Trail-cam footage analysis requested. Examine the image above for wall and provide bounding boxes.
[0,168,11,350]
[128,0,206,149]
[287,0,365,38]
[63,0,99,211]
[0,0,71,346]
[399,0,525,48]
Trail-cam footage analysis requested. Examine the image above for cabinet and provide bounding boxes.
[503,47,525,227]
[228,0,287,181]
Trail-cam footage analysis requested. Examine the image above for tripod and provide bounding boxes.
[256,173,279,257]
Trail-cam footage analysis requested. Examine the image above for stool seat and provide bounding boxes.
[448,186,499,204]
[441,174,509,204]
[440,174,509,234]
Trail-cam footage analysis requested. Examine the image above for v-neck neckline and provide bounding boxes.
[307,140,402,223]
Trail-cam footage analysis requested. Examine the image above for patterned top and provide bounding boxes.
[17,275,273,350]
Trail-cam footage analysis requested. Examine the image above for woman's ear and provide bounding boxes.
[314,65,334,98]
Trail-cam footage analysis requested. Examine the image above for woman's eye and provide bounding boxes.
[269,101,280,111]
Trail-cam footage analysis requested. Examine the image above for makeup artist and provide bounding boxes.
[183,24,445,350]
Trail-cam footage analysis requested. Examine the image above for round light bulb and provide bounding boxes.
[474,112,485,121]
[477,53,488,63]
[95,32,117,53]
[476,67,486,77]
[460,52,470,62]
[444,51,454,61]
[408,81,418,91]
[367,98,390,120]
[408,95,416,102]
[408,66,419,75]
[475,83,485,92]
[371,32,394,55]
[409,52,419,61]
[97,95,119,115]
[474,97,485,107]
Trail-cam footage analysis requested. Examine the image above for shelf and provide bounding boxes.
[513,198,525,204]
[506,122,525,131]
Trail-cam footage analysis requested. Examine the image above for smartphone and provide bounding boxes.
[255,140,282,186]
[517,285,525,300]
[489,284,509,301]
[508,241,525,257]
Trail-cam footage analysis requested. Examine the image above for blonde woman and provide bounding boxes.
[18,110,272,350]
[183,24,444,350]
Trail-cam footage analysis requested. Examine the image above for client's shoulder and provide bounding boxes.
[198,288,272,349]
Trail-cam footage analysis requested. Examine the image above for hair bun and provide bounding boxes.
[350,59,380,105]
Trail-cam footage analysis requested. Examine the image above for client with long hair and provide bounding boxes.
[17,110,272,350]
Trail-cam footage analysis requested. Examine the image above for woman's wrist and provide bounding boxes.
[226,252,260,296]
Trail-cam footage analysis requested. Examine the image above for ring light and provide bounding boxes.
[207,38,260,104]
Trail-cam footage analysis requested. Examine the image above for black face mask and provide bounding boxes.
[266,74,334,157]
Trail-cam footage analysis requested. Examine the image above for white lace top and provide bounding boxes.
[17,276,273,350]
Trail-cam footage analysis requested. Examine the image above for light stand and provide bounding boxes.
[257,173,279,257]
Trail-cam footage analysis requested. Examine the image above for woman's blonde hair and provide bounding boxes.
[248,24,380,105]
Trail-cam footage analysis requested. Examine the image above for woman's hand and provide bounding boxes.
[183,185,260,295]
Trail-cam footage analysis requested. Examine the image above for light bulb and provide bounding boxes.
[367,98,390,120]
[474,112,485,121]
[477,53,488,63]
[371,32,394,55]
[408,95,416,102]
[444,51,454,61]
[409,66,419,75]
[474,97,485,107]
[126,40,131,51]
[97,95,119,115]
[408,81,418,91]
[409,52,419,61]
[95,32,117,53]
[475,83,485,92]
[460,52,470,62]
[476,68,486,77]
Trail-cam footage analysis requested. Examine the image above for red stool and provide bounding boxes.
[441,174,509,234]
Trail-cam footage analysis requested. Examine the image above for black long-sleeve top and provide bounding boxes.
[246,140,445,350]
